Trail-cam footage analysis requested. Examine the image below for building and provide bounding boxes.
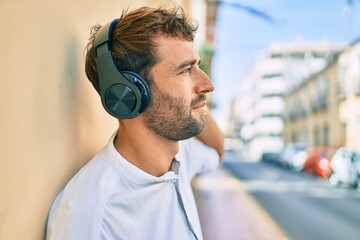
[283,56,345,148]
[283,37,360,151]
[337,38,360,150]
[230,39,344,160]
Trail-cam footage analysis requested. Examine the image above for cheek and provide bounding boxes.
[173,90,192,107]
[153,75,194,105]
[171,81,193,99]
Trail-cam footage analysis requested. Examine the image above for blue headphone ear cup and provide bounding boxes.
[105,84,137,117]
[94,19,151,119]
[121,71,151,115]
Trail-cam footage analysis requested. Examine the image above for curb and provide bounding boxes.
[192,168,289,240]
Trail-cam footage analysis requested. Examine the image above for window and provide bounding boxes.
[262,73,282,79]
[319,75,329,108]
[337,63,346,98]
[313,52,326,59]
[262,113,283,118]
[314,126,320,146]
[291,131,297,143]
[290,52,305,59]
[262,93,283,98]
[341,123,347,146]
[271,53,283,59]
[300,126,308,144]
[355,54,360,94]
[323,123,329,146]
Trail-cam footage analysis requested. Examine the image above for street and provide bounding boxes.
[221,152,360,240]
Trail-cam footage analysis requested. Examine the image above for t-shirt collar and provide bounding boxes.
[105,132,180,185]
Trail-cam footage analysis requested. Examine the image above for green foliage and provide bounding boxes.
[198,44,215,76]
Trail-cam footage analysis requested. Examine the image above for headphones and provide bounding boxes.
[94,19,151,119]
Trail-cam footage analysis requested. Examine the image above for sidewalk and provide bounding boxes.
[192,167,289,240]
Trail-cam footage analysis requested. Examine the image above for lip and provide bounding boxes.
[193,101,206,109]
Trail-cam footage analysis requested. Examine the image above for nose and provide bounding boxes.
[195,67,214,94]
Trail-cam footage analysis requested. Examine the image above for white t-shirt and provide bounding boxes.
[46,134,219,240]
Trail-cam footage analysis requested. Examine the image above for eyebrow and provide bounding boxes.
[175,59,200,71]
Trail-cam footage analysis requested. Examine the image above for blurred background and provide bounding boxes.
[1,0,360,240]
[212,0,360,160]
[209,1,360,240]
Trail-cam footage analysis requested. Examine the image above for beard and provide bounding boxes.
[143,84,207,141]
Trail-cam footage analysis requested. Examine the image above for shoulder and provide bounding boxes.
[46,147,123,239]
[177,138,219,179]
[179,138,218,156]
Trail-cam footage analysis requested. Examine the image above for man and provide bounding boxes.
[46,5,224,240]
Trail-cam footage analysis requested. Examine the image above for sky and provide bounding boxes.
[210,0,360,130]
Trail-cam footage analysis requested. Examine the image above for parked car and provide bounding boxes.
[261,152,281,164]
[280,143,307,171]
[356,159,360,190]
[329,147,360,188]
[288,150,308,172]
[303,146,335,179]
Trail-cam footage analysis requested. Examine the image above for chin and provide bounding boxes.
[192,110,206,120]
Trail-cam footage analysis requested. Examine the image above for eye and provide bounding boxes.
[180,67,192,74]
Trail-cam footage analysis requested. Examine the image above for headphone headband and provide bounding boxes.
[94,19,119,48]
[93,19,151,119]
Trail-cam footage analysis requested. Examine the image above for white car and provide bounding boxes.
[281,143,307,171]
[329,147,360,188]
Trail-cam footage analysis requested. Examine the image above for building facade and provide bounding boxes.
[284,38,360,151]
[283,58,345,148]
[337,38,360,150]
[231,39,344,160]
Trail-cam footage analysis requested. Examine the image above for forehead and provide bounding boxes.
[154,36,199,68]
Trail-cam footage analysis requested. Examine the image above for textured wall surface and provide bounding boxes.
[0,1,145,239]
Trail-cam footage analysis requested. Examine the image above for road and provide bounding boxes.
[221,152,360,240]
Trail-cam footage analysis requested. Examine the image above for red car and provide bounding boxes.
[303,147,335,179]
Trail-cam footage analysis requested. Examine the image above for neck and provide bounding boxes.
[113,118,179,177]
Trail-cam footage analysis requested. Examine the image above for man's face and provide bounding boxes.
[142,36,214,141]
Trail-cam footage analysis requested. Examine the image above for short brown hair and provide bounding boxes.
[85,5,198,93]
